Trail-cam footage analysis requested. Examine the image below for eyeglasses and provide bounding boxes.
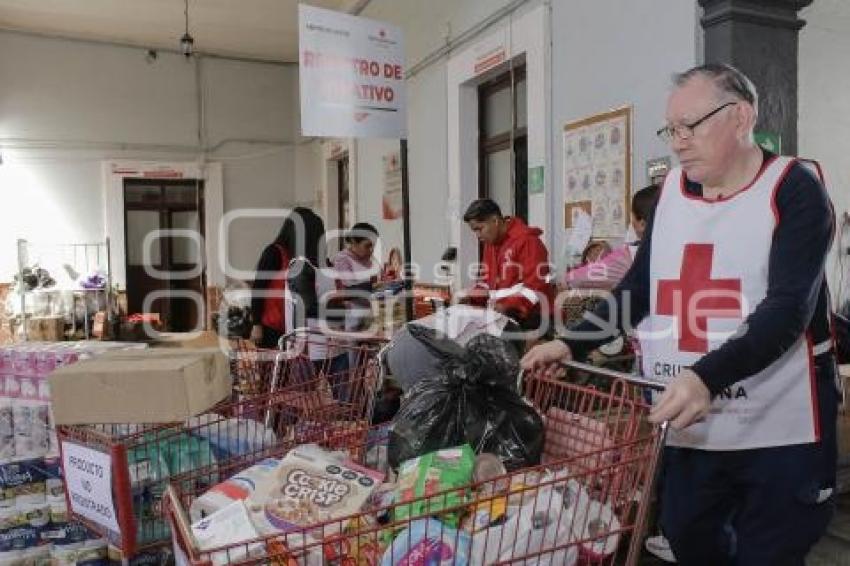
[656,101,738,143]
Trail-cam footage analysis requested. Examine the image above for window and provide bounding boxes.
[478,66,528,221]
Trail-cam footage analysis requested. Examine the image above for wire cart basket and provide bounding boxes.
[165,361,667,566]
[55,330,387,557]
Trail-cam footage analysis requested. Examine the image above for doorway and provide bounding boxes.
[478,65,528,222]
[123,179,206,332]
[337,154,351,231]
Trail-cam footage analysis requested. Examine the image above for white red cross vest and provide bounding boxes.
[640,156,822,450]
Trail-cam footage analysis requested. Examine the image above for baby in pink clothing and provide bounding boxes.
[563,184,660,290]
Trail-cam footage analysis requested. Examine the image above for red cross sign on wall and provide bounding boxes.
[656,243,743,353]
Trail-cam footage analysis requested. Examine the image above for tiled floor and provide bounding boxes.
[807,492,850,566]
[638,492,850,566]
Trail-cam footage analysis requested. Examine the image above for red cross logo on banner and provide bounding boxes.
[656,243,743,353]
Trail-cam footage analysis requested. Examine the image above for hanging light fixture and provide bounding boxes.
[180,0,194,58]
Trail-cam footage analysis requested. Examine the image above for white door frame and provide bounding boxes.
[102,160,224,290]
[446,4,551,287]
[320,139,358,248]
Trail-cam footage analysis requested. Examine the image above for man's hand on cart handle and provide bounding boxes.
[648,368,711,430]
[250,324,263,343]
[521,340,573,380]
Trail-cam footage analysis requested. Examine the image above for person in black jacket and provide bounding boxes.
[250,208,305,348]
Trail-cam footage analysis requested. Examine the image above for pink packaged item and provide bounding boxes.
[0,348,12,376]
[35,350,58,379]
[0,376,16,462]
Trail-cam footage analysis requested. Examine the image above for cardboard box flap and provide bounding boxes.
[49,350,231,425]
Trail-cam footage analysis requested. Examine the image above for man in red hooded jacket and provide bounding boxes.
[460,198,554,329]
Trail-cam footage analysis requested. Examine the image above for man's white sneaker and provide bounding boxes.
[645,534,677,563]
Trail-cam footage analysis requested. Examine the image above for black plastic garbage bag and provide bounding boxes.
[388,324,544,471]
[212,305,253,339]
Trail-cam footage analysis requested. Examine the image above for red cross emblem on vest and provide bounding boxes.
[656,243,743,353]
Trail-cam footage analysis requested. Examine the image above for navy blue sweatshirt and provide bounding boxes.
[562,152,835,396]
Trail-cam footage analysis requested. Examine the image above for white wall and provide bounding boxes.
[345,0,698,283]
[0,30,298,283]
[352,138,405,267]
[445,4,550,286]
[799,0,850,308]
[348,0,487,280]
[550,0,699,266]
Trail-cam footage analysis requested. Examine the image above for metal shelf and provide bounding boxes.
[16,238,113,341]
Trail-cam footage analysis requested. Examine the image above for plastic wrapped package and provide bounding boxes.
[0,506,23,559]
[19,543,52,564]
[51,537,109,565]
[322,515,386,566]
[394,446,474,528]
[470,484,579,566]
[0,460,46,509]
[191,500,266,566]
[126,433,218,545]
[47,519,93,549]
[185,415,277,461]
[0,377,14,463]
[189,458,280,522]
[381,518,470,566]
[12,377,50,462]
[388,326,544,471]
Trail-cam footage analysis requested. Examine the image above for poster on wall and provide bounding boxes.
[562,106,632,238]
[299,5,407,138]
[382,151,403,220]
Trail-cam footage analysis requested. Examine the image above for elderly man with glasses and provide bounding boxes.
[523,63,838,565]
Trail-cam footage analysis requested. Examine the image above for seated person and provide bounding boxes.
[564,184,660,289]
[459,198,554,330]
[332,222,380,331]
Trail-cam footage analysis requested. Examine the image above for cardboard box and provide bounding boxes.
[49,348,231,425]
[152,331,224,350]
[10,315,65,341]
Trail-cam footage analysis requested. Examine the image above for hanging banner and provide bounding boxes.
[299,5,407,138]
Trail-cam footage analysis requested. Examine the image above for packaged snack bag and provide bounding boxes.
[460,495,507,534]
[322,515,386,566]
[394,445,474,527]
[381,519,470,566]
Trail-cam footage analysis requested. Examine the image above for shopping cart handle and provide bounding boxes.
[560,360,667,392]
[279,327,389,347]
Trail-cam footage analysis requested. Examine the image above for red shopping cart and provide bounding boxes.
[55,330,387,557]
[165,361,668,566]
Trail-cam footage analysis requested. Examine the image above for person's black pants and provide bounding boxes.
[260,325,283,349]
[660,356,839,566]
[503,310,550,355]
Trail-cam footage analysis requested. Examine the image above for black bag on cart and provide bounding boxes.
[388,325,544,471]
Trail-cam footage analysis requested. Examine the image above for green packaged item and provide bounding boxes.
[394,445,474,527]
[126,432,218,545]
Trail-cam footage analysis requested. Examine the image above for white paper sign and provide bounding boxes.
[62,441,120,532]
[299,5,406,138]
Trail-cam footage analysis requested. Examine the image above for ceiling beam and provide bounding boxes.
[0,26,296,65]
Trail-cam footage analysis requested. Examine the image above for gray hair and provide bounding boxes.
[674,63,758,113]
